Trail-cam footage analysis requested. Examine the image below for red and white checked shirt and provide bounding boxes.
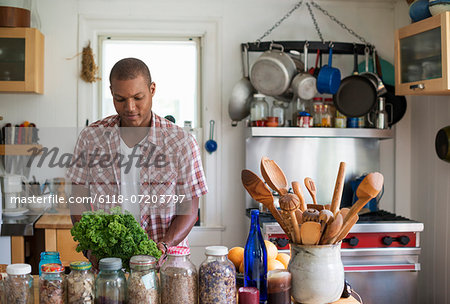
[66,112,208,246]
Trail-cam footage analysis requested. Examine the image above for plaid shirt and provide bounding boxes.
[66,112,208,246]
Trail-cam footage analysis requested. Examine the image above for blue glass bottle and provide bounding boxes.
[39,251,61,276]
[244,209,268,303]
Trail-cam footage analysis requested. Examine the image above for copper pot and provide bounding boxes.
[0,6,30,27]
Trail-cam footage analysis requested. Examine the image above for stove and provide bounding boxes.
[249,208,424,304]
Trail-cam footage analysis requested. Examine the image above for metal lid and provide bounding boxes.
[6,263,31,275]
[167,246,190,256]
[130,255,156,266]
[70,261,92,271]
[99,258,122,271]
[205,246,228,256]
[253,93,266,98]
[41,263,64,273]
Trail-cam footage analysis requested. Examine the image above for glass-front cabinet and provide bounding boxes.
[0,27,44,94]
[395,11,450,95]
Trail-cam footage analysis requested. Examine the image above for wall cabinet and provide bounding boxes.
[395,12,450,95]
[0,28,44,94]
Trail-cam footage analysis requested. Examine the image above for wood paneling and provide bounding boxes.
[11,236,24,264]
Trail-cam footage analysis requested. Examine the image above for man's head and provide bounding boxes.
[109,58,156,127]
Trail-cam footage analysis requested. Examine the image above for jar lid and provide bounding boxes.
[6,263,31,275]
[99,258,122,271]
[312,97,323,101]
[167,246,191,256]
[40,251,60,257]
[41,263,64,273]
[130,255,156,266]
[253,93,266,98]
[70,261,92,271]
[299,111,311,117]
[205,246,228,256]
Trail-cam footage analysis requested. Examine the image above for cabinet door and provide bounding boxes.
[56,229,87,266]
[395,12,450,95]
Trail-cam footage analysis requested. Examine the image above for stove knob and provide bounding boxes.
[382,236,393,246]
[398,236,410,245]
[276,238,289,248]
[348,237,359,247]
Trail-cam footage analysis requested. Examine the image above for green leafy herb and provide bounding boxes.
[71,207,161,269]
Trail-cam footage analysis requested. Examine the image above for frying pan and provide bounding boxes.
[333,48,377,118]
[435,126,450,162]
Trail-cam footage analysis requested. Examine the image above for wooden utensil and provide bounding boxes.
[318,209,334,233]
[324,204,331,210]
[295,209,303,225]
[292,181,307,212]
[330,162,346,216]
[307,204,325,211]
[304,177,318,205]
[339,207,350,219]
[241,170,291,235]
[300,221,322,245]
[320,212,343,245]
[279,194,301,244]
[260,157,289,195]
[333,214,359,244]
[302,208,320,223]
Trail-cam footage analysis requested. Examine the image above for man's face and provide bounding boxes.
[110,75,156,127]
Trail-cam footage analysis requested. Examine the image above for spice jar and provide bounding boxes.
[95,258,127,304]
[199,246,236,304]
[39,251,62,276]
[5,263,34,304]
[128,255,159,304]
[40,263,66,304]
[321,104,332,128]
[67,261,94,304]
[271,100,286,127]
[312,97,324,127]
[250,94,269,127]
[160,246,198,304]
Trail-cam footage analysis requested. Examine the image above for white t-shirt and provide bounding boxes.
[119,136,143,222]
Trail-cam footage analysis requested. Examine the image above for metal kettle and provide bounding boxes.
[368,97,391,129]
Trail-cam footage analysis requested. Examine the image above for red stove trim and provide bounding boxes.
[341,232,417,248]
[344,264,420,272]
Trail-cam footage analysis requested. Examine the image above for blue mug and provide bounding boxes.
[317,48,341,94]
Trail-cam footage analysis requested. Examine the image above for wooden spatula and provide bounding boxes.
[333,214,359,244]
[279,193,301,244]
[292,181,307,212]
[320,212,343,245]
[300,221,322,245]
[260,157,289,195]
[304,177,318,205]
[330,162,346,216]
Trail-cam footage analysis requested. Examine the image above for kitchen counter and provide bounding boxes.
[1,209,47,236]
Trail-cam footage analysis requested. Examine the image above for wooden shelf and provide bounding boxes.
[0,144,42,155]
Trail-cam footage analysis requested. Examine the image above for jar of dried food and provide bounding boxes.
[160,246,198,304]
[95,258,127,304]
[4,264,34,304]
[128,255,159,304]
[40,263,66,304]
[39,251,62,276]
[67,261,94,304]
[199,246,236,304]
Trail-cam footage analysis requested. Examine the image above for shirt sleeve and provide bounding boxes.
[66,129,90,186]
[176,133,208,201]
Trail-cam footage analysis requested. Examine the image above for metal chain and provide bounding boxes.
[256,0,304,43]
[309,1,371,46]
[306,2,323,43]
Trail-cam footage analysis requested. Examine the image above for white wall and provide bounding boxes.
[1,0,406,267]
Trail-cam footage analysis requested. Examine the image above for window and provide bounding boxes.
[99,36,201,129]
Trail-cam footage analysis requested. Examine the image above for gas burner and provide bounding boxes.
[357,210,411,222]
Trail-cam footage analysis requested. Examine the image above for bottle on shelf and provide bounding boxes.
[324,96,335,127]
[271,100,287,127]
[250,94,269,127]
[244,209,268,303]
[312,97,323,127]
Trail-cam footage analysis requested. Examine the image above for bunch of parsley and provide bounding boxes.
[71,207,161,270]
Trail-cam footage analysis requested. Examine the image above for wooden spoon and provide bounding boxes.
[260,157,289,195]
[304,177,318,205]
[292,181,307,212]
[300,221,322,245]
[307,204,325,211]
[241,170,291,235]
[330,162,346,216]
[302,208,320,223]
[339,207,350,219]
[318,209,334,233]
[320,212,343,245]
[295,209,303,225]
[333,214,359,244]
[279,193,301,244]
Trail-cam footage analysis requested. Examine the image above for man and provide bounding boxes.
[67,58,208,261]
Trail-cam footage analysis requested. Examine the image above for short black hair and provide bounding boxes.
[109,57,152,87]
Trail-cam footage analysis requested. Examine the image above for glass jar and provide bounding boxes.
[312,98,324,127]
[39,251,62,276]
[39,263,66,304]
[67,261,94,304]
[321,104,332,128]
[4,264,33,304]
[324,97,335,127]
[271,100,286,127]
[199,246,236,304]
[95,258,127,304]
[335,110,347,128]
[250,94,269,126]
[128,255,159,304]
[160,246,198,304]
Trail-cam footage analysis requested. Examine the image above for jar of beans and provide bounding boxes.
[40,263,66,304]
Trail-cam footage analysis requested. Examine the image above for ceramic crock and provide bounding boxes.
[288,243,344,304]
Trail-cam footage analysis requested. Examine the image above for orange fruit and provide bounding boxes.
[228,247,244,269]
[267,259,285,271]
[276,253,290,269]
[239,260,244,273]
[264,240,278,260]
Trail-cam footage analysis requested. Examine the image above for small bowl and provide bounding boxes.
[409,0,432,22]
[429,0,450,15]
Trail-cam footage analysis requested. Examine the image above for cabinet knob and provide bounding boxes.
[410,83,424,90]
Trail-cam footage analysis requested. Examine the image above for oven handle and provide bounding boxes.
[344,263,420,272]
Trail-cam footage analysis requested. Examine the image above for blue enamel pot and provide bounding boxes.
[317,48,341,94]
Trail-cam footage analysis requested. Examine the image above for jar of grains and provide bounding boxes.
[39,263,65,304]
[4,264,34,304]
[95,258,127,304]
[67,261,94,304]
[199,246,236,304]
[160,246,198,304]
[128,255,159,304]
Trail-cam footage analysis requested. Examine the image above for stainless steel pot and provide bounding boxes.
[360,48,387,96]
[250,43,297,96]
[291,43,317,100]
